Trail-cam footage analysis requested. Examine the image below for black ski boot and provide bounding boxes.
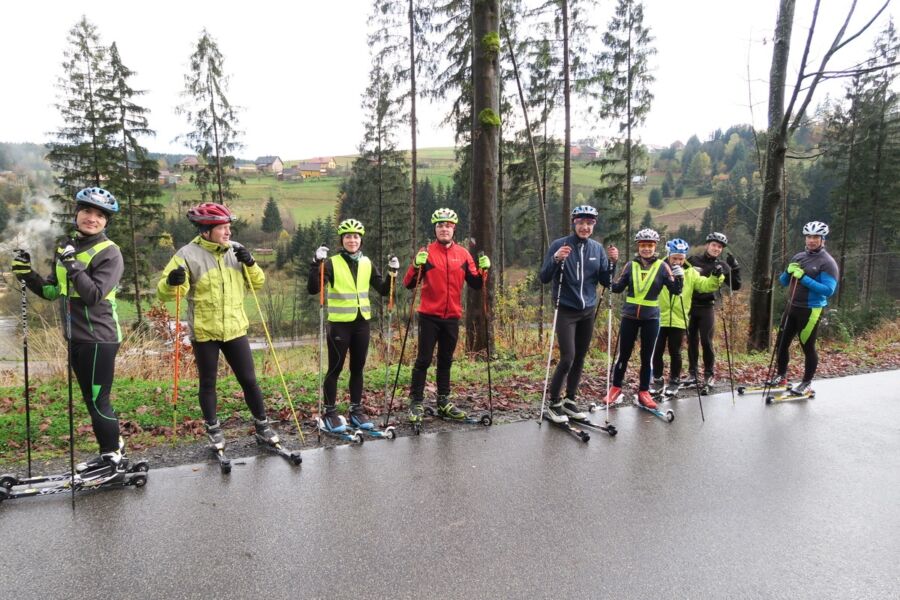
[254,417,281,446]
[408,400,424,424]
[206,421,226,450]
[76,436,125,474]
[348,404,374,430]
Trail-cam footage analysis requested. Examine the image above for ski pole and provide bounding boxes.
[606,290,614,424]
[720,295,736,406]
[65,274,75,509]
[172,286,181,439]
[237,249,306,445]
[539,264,564,425]
[762,276,799,400]
[385,263,423,428]
[380,271,396,423]
[679,293,704,422]
[19,275,32,478]
[478,252,493,423]
[318,257,326,442]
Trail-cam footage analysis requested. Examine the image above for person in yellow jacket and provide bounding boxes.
[157,202,280,454]
[307,219,397,432]
[651,238,723,396]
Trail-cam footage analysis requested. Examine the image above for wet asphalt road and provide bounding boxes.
[1,371,898,599]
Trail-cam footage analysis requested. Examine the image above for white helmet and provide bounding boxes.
[802,221,829,237]
[635,228,660,243]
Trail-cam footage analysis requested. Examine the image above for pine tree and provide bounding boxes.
[177,29,244,204]
[261,197,283,237]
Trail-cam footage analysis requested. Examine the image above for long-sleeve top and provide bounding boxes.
[539,234,614,311]
[779,247,839,308]
[403,240,483,320]
[610,256,683,320]
[688,251,742,307]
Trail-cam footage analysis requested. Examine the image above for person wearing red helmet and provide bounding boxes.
[12,187,128,478]
[157,202,282,457]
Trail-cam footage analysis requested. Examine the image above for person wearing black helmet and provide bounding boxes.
[768,221,838,395]
[12,187,127,477]
[539,204,618,423]
[685,231,742,390]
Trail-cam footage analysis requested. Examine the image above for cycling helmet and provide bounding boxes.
[666,238,690,255]
[431,208,459,225]
[571,205,599,220]
[802,221,829,237]
[635,228,660,243]
[337,218,365,236]
[75,187,119,216]
[706,232,728,246]
[186,202,235,226]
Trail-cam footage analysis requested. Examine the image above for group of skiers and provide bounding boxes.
[9,189,839,474]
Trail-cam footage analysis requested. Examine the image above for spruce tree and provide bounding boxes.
[261,197,283,237]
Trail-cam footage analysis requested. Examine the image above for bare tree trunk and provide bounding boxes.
[624,1,634,244]
[466,0,500,353]
[864,84,888,308]
[408,0,419,254]
[837,115,858,306]
[121,123,143,326]
[561,0,572,236]
[748,0,795,351]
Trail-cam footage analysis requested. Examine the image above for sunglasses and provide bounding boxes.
[573,218,596,226]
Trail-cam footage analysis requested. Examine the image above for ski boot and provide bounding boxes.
[561,397,588,421]
[206,420,231,474]
[76,436,125,474]
[789,380,814,396]
[320,407,348,433]
[603,386,623,406]
[408,400,424,434]
[650,377,665,395]
[681,372,699,388]
[637,390,658,410]
[348,404,374,430]
[664,380,681,397]
[546,399,569,424]
[764,374,788,387]
[436,396,468,421]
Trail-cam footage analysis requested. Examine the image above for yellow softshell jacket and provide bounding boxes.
[658,264,723,330]
[157,236,265,342]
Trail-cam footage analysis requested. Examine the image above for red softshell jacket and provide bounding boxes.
[403,240,482,319]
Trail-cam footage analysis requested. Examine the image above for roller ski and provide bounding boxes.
[555,398,617,437]
[588,386,625,413]
[407,401,425,435]
[316,410,363,445]
[206,421,232,474]
[254,418,302,465]
[542,402,590,442]
[348,406,396,440]
[0,456,149,504]
[739,376,791,396]
[766,381,816,404]
[424,397,492,427]
[634,391,675,423]
[680,374,711,395]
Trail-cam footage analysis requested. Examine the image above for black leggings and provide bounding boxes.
[776,306,823,382]
[323,317,371,407]
[687,304,716,377]
[612,317,660,391]
[549,306,595,400]
[409,313,459,401]
[652,327,685,383]
[71,342,120,453]
[193,336,266,424]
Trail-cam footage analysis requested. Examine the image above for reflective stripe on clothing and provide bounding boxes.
[327,255,372,322]
[627,259,664,307]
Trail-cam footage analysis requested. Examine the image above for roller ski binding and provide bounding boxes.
[206,421,232,474]
[766,381,816,404]
[0,456,149,505]
[559,397,616,437]
[635,390,675,423]
[254,418,302,465]
[425,396,492,427]
[316,410,363,445]
[739,375,790,396]
[588,386,624,413]
[349,405,396,440]
[542,401,590,442]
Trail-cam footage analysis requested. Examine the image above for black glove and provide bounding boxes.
[233,244,255,266]
[167,266,186,286]
[12,250,31,280]
[712,262,724,277]
[57,240,76,263]
[726,253,739,270]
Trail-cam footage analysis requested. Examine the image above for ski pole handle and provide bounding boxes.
[388,271,396,312]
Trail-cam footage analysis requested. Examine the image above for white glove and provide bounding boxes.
[671,265,684,278]
[387,256,400,271]
[315,246,329,262]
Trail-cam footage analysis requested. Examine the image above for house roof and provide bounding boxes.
[255,156,282,166]
[297,162,325,171]
[304,156,334,164]
[179,156,199,166]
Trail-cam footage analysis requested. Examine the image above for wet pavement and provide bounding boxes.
[1,371,898,599]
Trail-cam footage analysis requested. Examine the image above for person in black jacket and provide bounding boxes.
[686,231,741,388]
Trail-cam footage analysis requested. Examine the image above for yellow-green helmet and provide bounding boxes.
[337,218,365,236]
[431,208,459,224]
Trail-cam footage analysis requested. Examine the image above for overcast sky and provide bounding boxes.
[1,0,894,161]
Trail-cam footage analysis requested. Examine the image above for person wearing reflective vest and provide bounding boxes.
[12,187,127,476]
[651,238,723,396]
[308,219,397,432]
[604,229,683,410]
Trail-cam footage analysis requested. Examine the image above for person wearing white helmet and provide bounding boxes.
[604,228,683,409]
[651,238,724,396]
[769,221,839,395]
[539,205,619,423]
[685,231,742,390]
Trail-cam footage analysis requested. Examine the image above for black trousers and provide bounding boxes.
[409,313,459,401]
[776,306,823,382]
[612,317,660,391]
[549,306,595,400]
[71,342,120,453]
[193,336,266,424]
[323,317,371,407]
[652,327,685,383]
[687,304,716,377]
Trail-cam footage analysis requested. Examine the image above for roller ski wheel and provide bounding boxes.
[210,446,231,474]
[635,397,675,423]
[542,413,590,442]
[1,475,18,489]
[316,417,363,445]
[766,390,815,404]
[255,437,303,465]
[737,386,746,395]
[569,416,618,437]
[356,425,397,440]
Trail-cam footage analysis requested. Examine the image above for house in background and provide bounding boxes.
[304,156,336,170]
[255,156,284,174]
[297,162,326,178]
[178,156,199,170]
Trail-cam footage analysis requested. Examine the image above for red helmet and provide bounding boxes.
[186,203,235,226]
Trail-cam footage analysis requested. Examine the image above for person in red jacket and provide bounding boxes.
[403,208,491,424]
